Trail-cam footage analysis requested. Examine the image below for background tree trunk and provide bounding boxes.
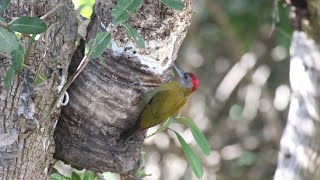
[54,0,192,174]
[274,1,320,179]
[0,0,77,179]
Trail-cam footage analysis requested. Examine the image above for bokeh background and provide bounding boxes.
[73,0,293,179]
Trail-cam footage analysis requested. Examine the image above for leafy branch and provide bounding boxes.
[0,1,69,91]
[146,116,211,178]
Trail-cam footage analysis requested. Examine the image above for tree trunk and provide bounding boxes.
[1,0,193,178]
[274,1,320,179]
[54,0,192,174]
[0,1,78,179]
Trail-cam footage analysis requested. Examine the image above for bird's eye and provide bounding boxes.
[184,74,188,79]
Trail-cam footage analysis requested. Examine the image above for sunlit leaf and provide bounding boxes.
[53,160,73,178]
[122,23,145,48]
[50,173,71,180]
[112,0,142,25]
[175,117,211,156]
[9,16,47,34]
[11,45,24,73]
[174,131,203,178]
[80,5,93,19]
[5,67,15,91]
[161,0,184,11]
[86,32,112,58]
[0,27,19,54]
[0,0,10,13]
[101,172,120,180]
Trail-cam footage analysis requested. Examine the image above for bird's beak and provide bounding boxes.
[173,64,185,78]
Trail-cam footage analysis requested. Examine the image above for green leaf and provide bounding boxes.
[53,160,73,178]
[134,170,151,178]
[0,0,10,13]
[5,67,15,91]
[174,131,203,178]
[98,55,106,65]
[146,117,175,138]
[122,23,145,48]
[161,0,184,11]
[83,171,95,180]
[89,32,112,58]
[50,173,71,180]
[175,117,211,156]
[71,172,81,180]
[10,45,24,73]
[112,0,142,25]
[9,16,47,34]
[0,27,19,54]
[85,32,111,58]
[34,73,47,86]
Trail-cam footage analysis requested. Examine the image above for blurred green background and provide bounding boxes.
[72,0,292,179]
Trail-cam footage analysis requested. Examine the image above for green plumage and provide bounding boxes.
[139,81,193,130]
[120,81,193,139]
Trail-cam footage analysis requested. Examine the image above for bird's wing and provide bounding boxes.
[139,82,186,129]
[140,86,171,106]
[149,86,185,118]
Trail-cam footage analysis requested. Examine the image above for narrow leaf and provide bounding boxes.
[34,73,47,86]
[89,32,112,58]
[174,131,203,178]
[0,27,19,54]
[9,16,47,34]
[175,117,211,156]
[50,173,71,180]
[0,0,10,13]
[134,170,151,178]
[161,0,184,11]
[5,67,15,91]
[83,171,95,180]
[11,45,24,73]
[112,0,142,25]
[122,23,145,48]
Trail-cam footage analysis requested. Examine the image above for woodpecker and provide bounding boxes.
[121,64,199,139]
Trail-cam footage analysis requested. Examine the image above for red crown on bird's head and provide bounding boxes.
[189,73,199,92]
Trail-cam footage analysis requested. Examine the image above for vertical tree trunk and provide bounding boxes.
[0,0,77,179]
[274,1,320,179]
[54,0,192,174]
[1,0,192,178]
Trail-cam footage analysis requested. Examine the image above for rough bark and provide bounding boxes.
[54,0,192,174]
[0,1,78,179]
[274,1,320,179]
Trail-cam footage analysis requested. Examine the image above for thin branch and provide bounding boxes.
[39,39,97,122]
[40,1,68,20]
